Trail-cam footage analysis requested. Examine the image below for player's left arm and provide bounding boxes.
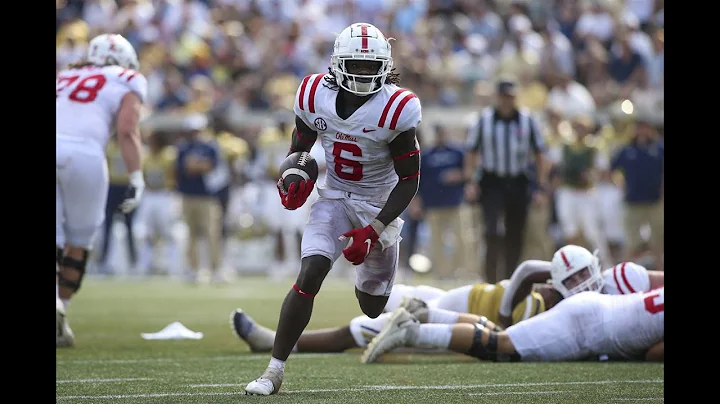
[498,260,552,328]
[374,128,421,229]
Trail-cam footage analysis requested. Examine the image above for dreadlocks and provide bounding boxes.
[322,67,401,91]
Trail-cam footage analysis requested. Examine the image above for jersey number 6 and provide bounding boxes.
[56,74,107,103]
[333,142,363,181]
[643,290,664,314]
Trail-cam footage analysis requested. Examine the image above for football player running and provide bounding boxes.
[230,280,549,353]
[56,34,147,347]
[244,23,422,395]
[362,245,664,363]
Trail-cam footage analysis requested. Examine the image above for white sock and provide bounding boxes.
[268,357,285,372]
[62,299,70,309]
[427,308,460,324]
[413,324,452,349]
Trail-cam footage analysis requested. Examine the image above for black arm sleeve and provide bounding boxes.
[288,115,318,157]
[375,128,421,227]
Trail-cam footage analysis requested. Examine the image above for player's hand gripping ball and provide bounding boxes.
[277,151,319,210]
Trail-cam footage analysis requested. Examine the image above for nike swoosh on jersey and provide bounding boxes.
[365,239,372,256]
[362,128,376,133]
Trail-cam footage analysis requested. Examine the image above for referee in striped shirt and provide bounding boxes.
[464,78,549,283]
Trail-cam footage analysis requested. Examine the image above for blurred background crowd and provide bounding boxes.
[56,0,664,284]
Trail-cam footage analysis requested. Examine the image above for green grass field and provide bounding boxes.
[56,277,664,403]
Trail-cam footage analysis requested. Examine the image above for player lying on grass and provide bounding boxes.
[361,284,664,363]
[496,244,664,329]
[231,278,552,353]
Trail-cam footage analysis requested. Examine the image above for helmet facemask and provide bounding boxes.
[553,251,604,298]
[331,55,392,96]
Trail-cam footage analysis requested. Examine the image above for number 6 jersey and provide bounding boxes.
[56,65,148,150]
[294,73,422,201]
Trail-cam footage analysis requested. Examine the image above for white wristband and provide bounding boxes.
[370,219,386,236]
[128,170,145,187]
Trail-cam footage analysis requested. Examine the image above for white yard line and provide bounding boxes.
[469,390,565,396]
[56,352,338,365]
[613,399,664,402]
[57,392,242,400]
[56,378,152,384]
[58,379,663,400]
[190,379,664,390]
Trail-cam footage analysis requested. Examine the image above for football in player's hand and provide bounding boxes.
[279,151,319,193]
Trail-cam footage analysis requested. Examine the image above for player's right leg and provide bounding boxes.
[401,294,485,326]
[56,142,109,347]
[361,308,516,364]
[244,199,353,396]
[366,294,595,363]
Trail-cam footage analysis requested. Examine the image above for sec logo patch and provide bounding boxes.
[314,117,327,131]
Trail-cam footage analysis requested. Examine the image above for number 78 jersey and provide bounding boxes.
[294,74,422,200]
[56,65,148,150]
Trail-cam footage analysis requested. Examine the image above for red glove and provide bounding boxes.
[277,178,315,210]
[341,225,380,265]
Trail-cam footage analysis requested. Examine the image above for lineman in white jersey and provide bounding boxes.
[495,244,664,329]
[361,285,664,363]
[245,22,422,395]
[361,247,664,363]
[56,34,147,347]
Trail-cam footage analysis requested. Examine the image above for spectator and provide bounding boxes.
[555,116,612,265]
[546,71,596,121]
[611,114,664,271]
[135,132,181,276]
[573,0,615,48]
[417,125,474,280]
[175,114,224,283]
[608,30,647,100]
[646,28,664,91]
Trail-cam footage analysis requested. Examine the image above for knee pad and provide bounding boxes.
[477,316,503,333]
[295,255,332,296]
[465,322,520,362]
[58,250,89,293]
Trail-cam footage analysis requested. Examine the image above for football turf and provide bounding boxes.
[56,277,664,403]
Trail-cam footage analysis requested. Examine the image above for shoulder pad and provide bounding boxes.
[377,88,421,132]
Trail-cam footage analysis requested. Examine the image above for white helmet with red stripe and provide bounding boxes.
[551,244,604,298]
[87,33,139,70]
[331,22,393,96]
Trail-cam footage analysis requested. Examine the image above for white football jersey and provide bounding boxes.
[592,287,664,360]
[56,65,148,150]
[506,287,664,361]
[294,73,422,200]
[601,262,651,295]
